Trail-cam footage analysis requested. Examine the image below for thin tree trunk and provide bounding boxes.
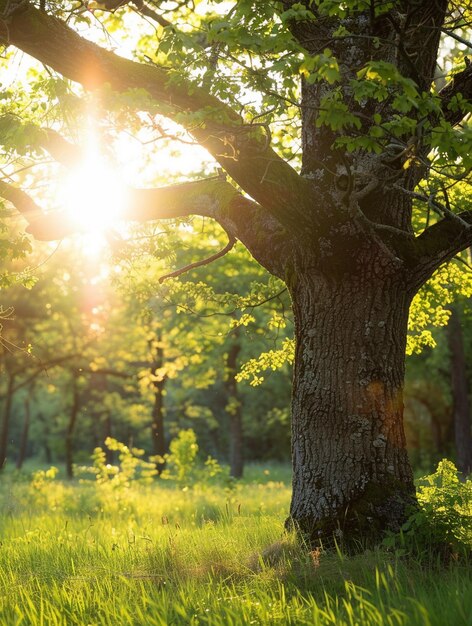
[447,307,472,476]
[103,412,114,465]
[430,415,445,458]
[65,375,80,479]
[16,396,31,470]
[415,396,450,459]
[225,328,243,479]
[288,268,415,544]
[36,412,52,464]
[44,442,52,465]
[95,373,113,464]
[151,330,167,472]
[0,373,15,470]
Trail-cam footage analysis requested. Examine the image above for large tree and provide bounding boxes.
[1,0,472,542]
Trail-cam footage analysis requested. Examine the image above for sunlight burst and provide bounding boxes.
[59,151,128,233]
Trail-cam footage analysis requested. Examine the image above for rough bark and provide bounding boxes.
[287,251,415,543]
[447,307,472,476]
[225,327,243,479]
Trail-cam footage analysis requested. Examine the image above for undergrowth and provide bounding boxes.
[0,450,470,625]
[384,459,472,559]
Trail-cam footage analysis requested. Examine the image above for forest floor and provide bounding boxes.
[0,462,471,626]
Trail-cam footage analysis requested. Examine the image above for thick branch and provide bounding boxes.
[0,1,321,235]
[96,0,171,27]
[131,0,171,28]
[0,175,288,277]
[411,210,472,287]
[1,173,234,238]
[0,179,77,239]
[399,0,449,90]
[0,180,40,221]
[439,58,472,126]
[120,179,290,277]
[39,129,83,167]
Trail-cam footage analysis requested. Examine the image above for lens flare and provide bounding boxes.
[59,152,128,232]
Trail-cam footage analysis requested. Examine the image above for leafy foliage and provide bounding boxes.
[407,262,472,354]
[160,429,226,487]
[77,437,158,489]
[237,338,294,386]
[386,460,472,557]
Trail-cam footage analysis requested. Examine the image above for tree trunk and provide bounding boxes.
[288,267,415,544]
[65,375,80,479]
[16,396,31,470]
[415,396,451,461]
[430,414,446,459]
[103,412,114,465]
[36,412,52,464]
[95,373,114,464]
[151,330,167,473]
[0,374,15,470]
[225,328,243,479]
[447,307,472,476]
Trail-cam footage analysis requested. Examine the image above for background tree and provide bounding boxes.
[447,305,472,475]
[115,219,293,476]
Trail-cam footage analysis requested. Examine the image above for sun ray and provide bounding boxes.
[59,140,128,234]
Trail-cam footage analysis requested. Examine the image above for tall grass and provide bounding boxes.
[0,464,470,625]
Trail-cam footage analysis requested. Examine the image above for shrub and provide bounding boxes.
[77,437,157,490]
[385,459,472,557]
[77,431,226,491]
[30,466,58,491]
[161,429,227,487]
[162,429,199,484]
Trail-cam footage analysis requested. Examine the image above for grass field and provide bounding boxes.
[0,463,471,626]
